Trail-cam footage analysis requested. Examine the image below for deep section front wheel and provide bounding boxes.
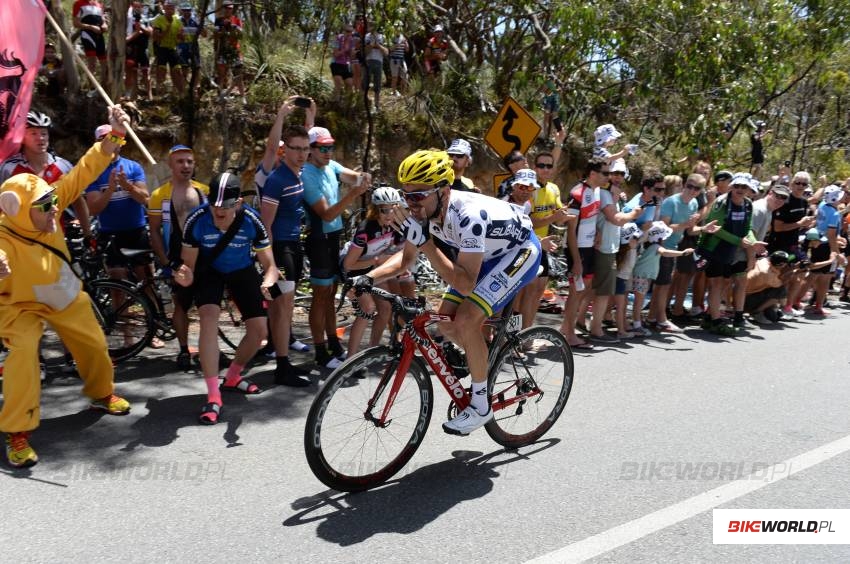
[485,326,573,448]
[304,346,433,492]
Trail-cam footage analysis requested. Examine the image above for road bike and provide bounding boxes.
[303,286,574,492]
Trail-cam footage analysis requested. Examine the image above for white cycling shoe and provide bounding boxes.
[442,406,494,436]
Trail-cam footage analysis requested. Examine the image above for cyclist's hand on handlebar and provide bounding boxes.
[351,274,374,292]
[173,264,193,287]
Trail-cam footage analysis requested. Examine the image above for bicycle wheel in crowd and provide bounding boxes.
[87,279,156,363]
[304,345,433,492]
[485,326,573,448]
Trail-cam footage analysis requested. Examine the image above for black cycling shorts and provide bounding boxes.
[154,45,180,68]
[305,231,342,285]
[194,265,266,320]
[273,240,304,283]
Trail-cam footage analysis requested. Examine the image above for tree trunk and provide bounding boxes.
[108,0,128,100]
[48,2,80,93]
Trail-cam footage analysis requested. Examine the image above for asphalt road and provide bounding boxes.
[3,303,850,563]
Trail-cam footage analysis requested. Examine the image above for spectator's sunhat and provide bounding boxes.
[730,172,752,187]
[646,220,674,243]
[433,24,444,32]
[446,139,472,157]
[594,124,622,147]
[610,158,629,178]
[823,184,843,205]
[804,227,827,243]
[620,222,643,245]
[511,168,539,188]
[714,170,733,182]
[770,184,791,197]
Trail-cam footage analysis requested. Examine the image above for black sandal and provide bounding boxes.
[198,402,221,425]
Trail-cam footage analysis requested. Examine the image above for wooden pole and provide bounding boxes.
[44,8,156,165]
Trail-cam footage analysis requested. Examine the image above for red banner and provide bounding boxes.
[0,0,48,164]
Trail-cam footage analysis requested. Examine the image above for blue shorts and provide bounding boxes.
[443,236,541,317]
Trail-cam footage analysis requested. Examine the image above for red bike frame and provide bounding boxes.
[369,309,543,426]
[373,311,469,426]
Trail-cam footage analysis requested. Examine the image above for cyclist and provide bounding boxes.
[340,186,406,357]
[0,111,92,240]
[148,144,209,369]
[174,172,278,425]
[352,150,541,436]
[0,105,132,468]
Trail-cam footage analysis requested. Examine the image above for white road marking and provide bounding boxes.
[525,434,850,563]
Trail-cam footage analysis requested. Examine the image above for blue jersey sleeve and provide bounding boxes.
[245,207,271,250]
[126,159,146,183]
[301,165,323,206]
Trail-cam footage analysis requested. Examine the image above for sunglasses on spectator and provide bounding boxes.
[514,183,535,191]
[535,162,554,169]
[377,207,394,214]
[401,187,441,202]
[32,193,59,213]
[652,186,665,192]
[793,181,809,186]
[285,144,310,153]
[449,154,467,160]
[770,192,789,200]
[685,183,703,191]
[314,145,335,153]
[609,171,625,176]
[594,170,610,176]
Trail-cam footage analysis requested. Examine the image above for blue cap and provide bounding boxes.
[169,144,193,155]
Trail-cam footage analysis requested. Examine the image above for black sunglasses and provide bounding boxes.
[535,163,554,169]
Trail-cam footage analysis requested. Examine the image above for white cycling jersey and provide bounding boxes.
[429,190,535,261]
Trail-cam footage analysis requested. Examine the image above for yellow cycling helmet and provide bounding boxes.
[397,150,455,186]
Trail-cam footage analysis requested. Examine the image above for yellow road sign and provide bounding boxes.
[492,172,511,196]
[485,97,541,158]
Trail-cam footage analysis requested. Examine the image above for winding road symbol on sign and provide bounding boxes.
[485,97,541,158]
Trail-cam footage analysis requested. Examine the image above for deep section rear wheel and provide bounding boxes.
[304,346,433,492]
[485,326,573,448]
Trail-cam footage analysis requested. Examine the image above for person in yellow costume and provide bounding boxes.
[0,105,133,469]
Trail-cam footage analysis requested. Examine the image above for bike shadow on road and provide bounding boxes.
[282,438,560,546]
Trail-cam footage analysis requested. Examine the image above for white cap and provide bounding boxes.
[308,126,335,145]
[511,168,539,188]
[594,124,622,147]
[610,158,629,176]
[433,24,443,32]
[646,220,674,243]
[823,185,844,205]
[446,139,472,157]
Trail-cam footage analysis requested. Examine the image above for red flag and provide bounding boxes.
[0,0,48,163]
